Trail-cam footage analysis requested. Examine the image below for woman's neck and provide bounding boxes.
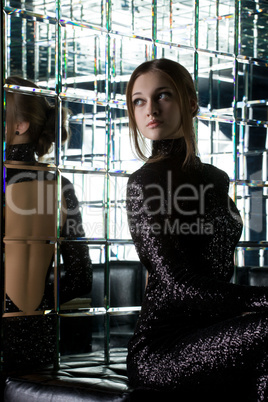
[6,143,35,162]
[151,137,186,158]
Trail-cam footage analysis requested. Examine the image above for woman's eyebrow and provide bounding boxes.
[132,91,142,97]
[132,86,172,97]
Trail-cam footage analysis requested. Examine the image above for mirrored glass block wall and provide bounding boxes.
[0,0,268,369]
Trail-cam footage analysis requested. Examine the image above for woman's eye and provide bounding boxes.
[158,92,171,100]
[133,98,144,107]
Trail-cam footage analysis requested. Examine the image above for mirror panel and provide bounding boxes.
[1,0,268,370]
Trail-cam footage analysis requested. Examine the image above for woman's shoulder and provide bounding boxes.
[201,162,230,191]
[128,158,230,191]
[61,175,73,188]
[127,162,161,187]
[202,162,229,180]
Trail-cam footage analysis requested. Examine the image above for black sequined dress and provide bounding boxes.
[3,143,92,370]
[126,138,268,399]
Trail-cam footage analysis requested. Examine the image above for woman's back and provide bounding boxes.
[4,178,67,313]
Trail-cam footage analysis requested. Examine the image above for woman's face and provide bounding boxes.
[131,71,184,141]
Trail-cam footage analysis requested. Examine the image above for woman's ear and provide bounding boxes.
[16,121,30,135]
[190,99,197,115]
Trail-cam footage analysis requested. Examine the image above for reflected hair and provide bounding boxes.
[126,58,199,166]
[5,76,68,157]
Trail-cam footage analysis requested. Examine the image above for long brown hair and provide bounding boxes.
[126,58,199,166]
[5,76,68,157]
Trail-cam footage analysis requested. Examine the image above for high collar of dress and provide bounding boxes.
[151,137,186,158]
[6,143,35,162]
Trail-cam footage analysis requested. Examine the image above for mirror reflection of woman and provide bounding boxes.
[4,76,92,314]
[126,59,268,400]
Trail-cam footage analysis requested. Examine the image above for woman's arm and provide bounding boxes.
[59,177,92,304]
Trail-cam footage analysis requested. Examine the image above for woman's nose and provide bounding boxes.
[147,100,159,117]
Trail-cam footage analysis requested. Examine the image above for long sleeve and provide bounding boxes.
[59,177,92,304]
[126,167,268,318]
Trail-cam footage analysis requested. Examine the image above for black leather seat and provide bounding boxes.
[4,348,132,402]
[4,347,254,402]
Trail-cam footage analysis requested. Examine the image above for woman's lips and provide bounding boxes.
[147,120,163,128]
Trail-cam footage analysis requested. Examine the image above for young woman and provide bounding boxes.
[5,76,92,312]
[3,76,92,369]
[126,58,268,400]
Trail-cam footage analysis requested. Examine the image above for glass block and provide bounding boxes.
[245,126,266,153]
[240,0,268,59]
[247,266,268,286]
[90,315,106,352]
[110,35,153,88]
[59,246,105,309]
[89,244,106,264]
[197,120,234,177]
[61,0,105,27]
[237,152,264,182]
[110,311,140,349]
[237,62,268,103]
[90,261,106,309]
[61,25,106,93]
[213,122,233,153]
[236,124,266,181]
[59,313,106,355]
[109,260,146,307]
[61,101,107,170]
[60,171,106,239]
[109,106,142,173]
[156,0,195,47]
[5,12,57,84]
[199,0,217,50]
[111,0,153,38]
[198,0,235,53]
[198,52,234,114]
[109,174,129,240]
[217,0,235,54]
[154,44,195,72]
[211,154,234,178]
[236,247,268,268]
[4,0,57,16]
[60,315,93,355]
[236,184,266,242]
[90,259,146,311]
[245,103,268,123]
[109,243,139,262]
[234,265,268,286]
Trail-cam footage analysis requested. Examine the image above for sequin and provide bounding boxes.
[126,137,268,399]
